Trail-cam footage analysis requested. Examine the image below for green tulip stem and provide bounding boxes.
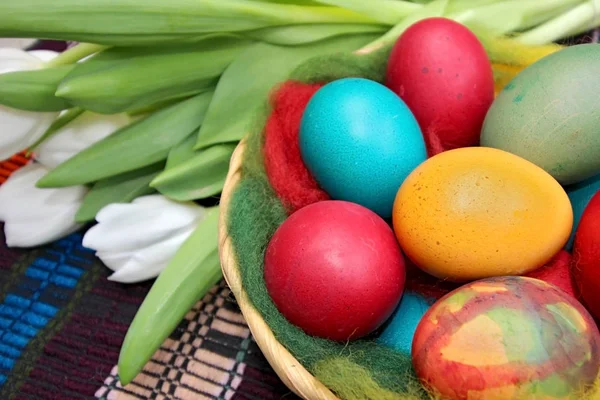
[517,0,600,45]
[45,43,109,67]
[357,0,449,54]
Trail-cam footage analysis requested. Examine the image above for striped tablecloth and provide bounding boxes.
[0,153,299,399]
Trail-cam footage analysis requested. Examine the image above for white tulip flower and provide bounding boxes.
[34,111,130,168]
[0,162,87,247]
[0,48,59,161]
[82,195,207,283]
[27,50,59,63]
[0,39,37,50]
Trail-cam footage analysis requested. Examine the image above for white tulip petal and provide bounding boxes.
[0,163,87,247]
[0,163,43,220]
[94,250,134,273]
[0,39,38,50]
[0,48,42,73]
[28,50,58,62]
[97,195,204,223]
[106,231,191,283]
[83,209,192,253]
[81,194,207,283]
[0,106,57,161]
[85,195,205,253]
[35,112,130,168]
[4,207,82,247]
[0,48,59,161]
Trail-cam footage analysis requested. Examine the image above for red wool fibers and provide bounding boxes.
[526,250,576,298]
[264,81,330,214]
[405,250,578,301]
[404,260,460,300]
[572,190,600,320]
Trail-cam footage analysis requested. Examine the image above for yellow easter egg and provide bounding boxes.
[392,147,573,282]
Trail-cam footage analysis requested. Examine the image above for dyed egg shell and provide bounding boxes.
[386,17,494,156]
[481,44,600,185]
[376,292,432,355]
[565,173,600,250]
[573,190,600,320]
[299,77,427,218]
[264,200,406,341]
[412,276,600,400]
[392,147,573,281]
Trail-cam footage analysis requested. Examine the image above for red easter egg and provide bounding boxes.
[573,190,600,319]
[264,200,405,341]
[386,17,495,156]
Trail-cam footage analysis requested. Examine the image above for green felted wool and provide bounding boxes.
[290,45,392,84]
[226,42,433,400]
[314,357,440,400]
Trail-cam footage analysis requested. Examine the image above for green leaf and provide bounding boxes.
[359,0,449,54]
[36,91,213,188]
[246,23,386,45]
[517,0,600,45]
[151,143,236,201]
[75,162,164,223]
[0,0,376,46]
[118,206,221,386]
[56,37,246,114]
[195,33,378,149]
[313,0,422,24]
[249,0,324,4]
[126,94,196,118]
[0,65,74,111]
[164,133,198,170]
[45,43,108,67]
[448,0,583,35]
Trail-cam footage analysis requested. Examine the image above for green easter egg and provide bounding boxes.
[481,44,600,185]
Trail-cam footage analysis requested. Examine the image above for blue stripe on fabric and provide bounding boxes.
[0,232,95,389]
[0,319,10,330]
[0,344,20,358]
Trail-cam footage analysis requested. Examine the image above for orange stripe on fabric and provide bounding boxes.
[3,162,20,172]
[12,154,30,166]
[0,152,30,185]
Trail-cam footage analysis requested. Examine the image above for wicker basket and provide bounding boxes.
[218,139,339,400]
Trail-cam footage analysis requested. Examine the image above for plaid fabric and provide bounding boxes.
[0,162,300,399]
[96,282,293,400]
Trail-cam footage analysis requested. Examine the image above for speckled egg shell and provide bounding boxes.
[412,276,600,400]
[300,77,427,218]
[392,147,573,281]
[481,44,600,185]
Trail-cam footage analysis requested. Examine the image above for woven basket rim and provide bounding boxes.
[218,138,340,400]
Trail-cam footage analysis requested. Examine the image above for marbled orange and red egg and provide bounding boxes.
[412,276,600,400]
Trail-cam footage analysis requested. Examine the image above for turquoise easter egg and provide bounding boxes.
[565,173,600,249]
[299,77,427,218]
[376,292,432,355]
